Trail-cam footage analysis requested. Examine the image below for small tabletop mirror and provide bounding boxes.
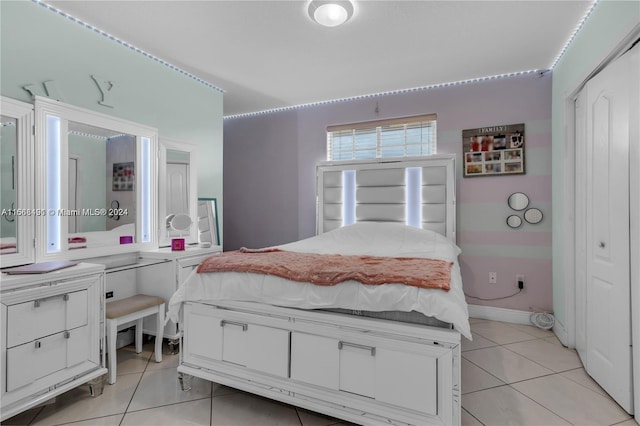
[524,208,543,224]
[507,215,523,229]
[508,192,529,211]
[168,213,193,234]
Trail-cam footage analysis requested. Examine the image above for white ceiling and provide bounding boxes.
[47,0,593,117]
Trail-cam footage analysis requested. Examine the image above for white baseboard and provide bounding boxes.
[552,319,570,347]
[468,304,533,325]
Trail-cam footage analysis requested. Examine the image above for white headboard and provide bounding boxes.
[316,155,456,242]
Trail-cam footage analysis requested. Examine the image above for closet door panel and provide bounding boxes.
[584,49,633,413]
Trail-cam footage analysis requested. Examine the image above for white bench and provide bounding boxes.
[105,294,165,384]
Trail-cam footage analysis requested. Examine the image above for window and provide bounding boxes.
[327,114,437,161]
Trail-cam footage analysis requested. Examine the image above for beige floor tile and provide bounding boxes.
[144,351,179,372]
[210,392,301,426]
[462,333,498,352]
[507,323,556,338]
[122,398,211,426]
[31,373,142,425]
[114,344,153,377]
[471,321,539,345]
[211,382,242,397]
[297,407,344,425]
[461,408,484,426]
[504,339,582,372]
[463,346,553,384]
[461,358,504,394]
[58,414,124,426]
[560,368,608,396]
[128,368,212,412]
[512,374,631,426]
[543,335,564,346]
[1,406,43,425]
[612,419,640,426]
[468,318,488,324]
[463,386,570,425]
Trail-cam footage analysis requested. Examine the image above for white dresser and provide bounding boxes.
[138,245,221,341]
[0,263,107,421]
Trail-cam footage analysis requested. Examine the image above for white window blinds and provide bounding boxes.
[327,114,437,161]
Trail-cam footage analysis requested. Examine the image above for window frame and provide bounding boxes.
[326,114,437,161]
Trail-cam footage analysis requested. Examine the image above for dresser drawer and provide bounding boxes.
[6,325,91,392]
[6,331,67,391]
[6,290,88,348]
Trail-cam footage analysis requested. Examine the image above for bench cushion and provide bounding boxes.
[106,294,165,319]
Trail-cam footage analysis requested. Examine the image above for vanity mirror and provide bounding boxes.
[34,96,158,261]
[0,97,34,267]
[158,139,198,247]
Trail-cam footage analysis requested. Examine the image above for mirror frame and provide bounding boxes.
[506,215,523,229]
[158,138,198,247]
[524,208,544,224]
[197,197,220,247]
[508,192,529,211]
[34,96,158,261]
[0,97,35,267]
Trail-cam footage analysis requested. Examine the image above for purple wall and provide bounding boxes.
[224,73,552,311]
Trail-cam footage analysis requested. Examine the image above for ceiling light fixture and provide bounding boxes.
[308,0,354,27]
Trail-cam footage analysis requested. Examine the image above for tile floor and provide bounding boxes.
[2,319,637,426]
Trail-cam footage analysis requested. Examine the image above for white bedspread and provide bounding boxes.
[167,222,471,340]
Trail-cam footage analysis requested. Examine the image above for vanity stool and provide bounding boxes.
[105,294,165,384]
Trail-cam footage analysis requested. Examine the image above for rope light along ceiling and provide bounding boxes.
[224,69,543,120]
[33,0,598,119]
[224,0,600,120]
[33,0,224,94]
[549,0,600,70]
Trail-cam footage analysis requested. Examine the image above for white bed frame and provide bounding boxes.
[178,155,462,425]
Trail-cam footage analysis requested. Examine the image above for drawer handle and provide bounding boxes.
[64,331,71,339]
[35,341,41,349]
[220,320,248,331]
[33,293,70,308]
[338,341,376,356]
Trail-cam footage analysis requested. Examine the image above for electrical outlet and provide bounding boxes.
[516,274,525,289]
[106,291,114,299]
[489,272,497,284]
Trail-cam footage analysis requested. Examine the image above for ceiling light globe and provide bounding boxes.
[315,4,347,26]
[308,1,354,27]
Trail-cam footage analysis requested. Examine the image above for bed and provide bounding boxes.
[170,155,468,426]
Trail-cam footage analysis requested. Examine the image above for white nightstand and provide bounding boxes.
[0,263,108,421]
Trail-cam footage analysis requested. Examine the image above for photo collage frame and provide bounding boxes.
[462,123,525,177]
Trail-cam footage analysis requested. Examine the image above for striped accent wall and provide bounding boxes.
[439,118,552,312]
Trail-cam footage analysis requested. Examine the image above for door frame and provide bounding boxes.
[560,25,640,413]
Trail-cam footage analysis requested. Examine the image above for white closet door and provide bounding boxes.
[583,48,633,413]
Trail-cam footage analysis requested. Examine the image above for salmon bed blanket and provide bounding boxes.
[197,247,452,291]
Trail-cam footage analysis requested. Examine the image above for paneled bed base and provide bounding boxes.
[178,301,461,426]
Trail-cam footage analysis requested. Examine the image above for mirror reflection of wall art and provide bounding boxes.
[462,123,525,177]
[112,162,134,191]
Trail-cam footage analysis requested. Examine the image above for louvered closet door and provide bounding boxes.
[578,45,634,414]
